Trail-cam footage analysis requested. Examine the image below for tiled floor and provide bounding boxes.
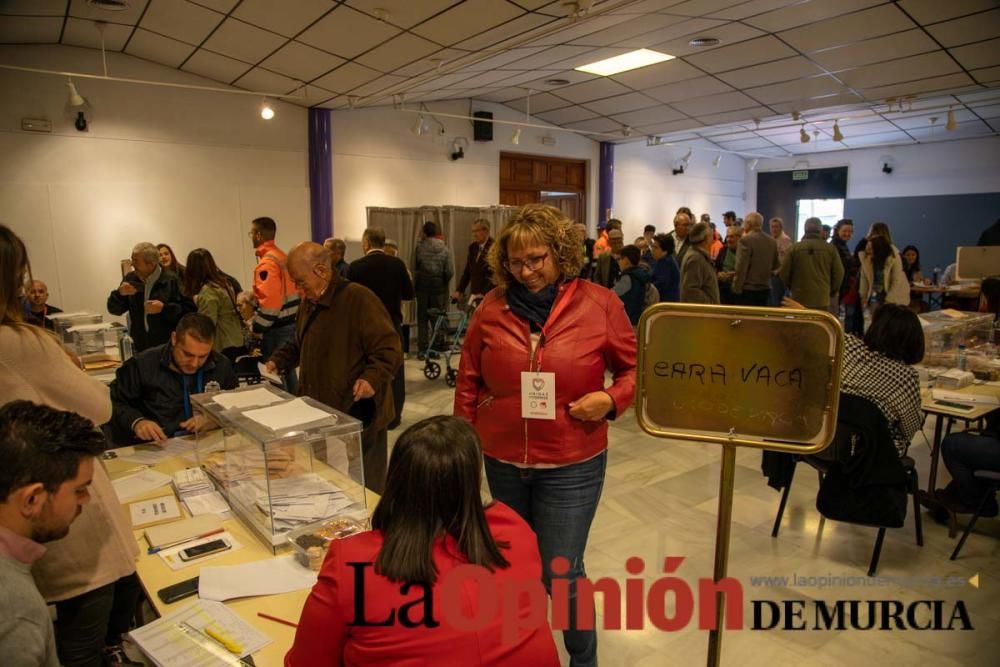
[392,358,998,666]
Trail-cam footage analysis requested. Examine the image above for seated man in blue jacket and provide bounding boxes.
[108,313,237,444]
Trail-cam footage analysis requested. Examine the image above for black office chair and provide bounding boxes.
[771,393,923,576]
[950,470,1000,560]
[233,355,263,385]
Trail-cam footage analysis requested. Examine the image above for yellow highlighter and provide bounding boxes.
[204,624,244,655]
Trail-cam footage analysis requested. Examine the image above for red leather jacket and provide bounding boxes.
[454,278,636,465]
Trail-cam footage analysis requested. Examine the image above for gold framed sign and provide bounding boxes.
[636,304,843,454]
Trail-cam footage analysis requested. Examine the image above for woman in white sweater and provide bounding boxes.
[0,225,139,666]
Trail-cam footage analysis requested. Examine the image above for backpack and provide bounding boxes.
[644,282,660,307]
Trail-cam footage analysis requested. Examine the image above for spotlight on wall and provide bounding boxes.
[946,107,957,131]
[74,110,88,132]
[412,114,428,135]
[832,120,844,142]
[511,127,521,145]
[799,125,810,143]
[882,162,893,174]
[672,165,685,176]
[682,148,692,166]
[67,78,86,107]
[712,153,721,168]
[450,137,469,161]
[260,101,275,120]
[749,158,759,171]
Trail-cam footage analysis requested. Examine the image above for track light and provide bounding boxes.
[682,148,692,165]
[749,158,759,171]
[712,153,721,168]
[946,107,957,131]
[832,120,844,142]
[260,100,275,120]
[792,111,801,121]
[511,128,521,145]
[800,125,810,143]
[67,78,85,107]
[412,114,428,135]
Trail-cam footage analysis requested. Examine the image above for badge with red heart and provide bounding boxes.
[532,377,545,391]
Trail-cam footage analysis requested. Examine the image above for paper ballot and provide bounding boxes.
[111,469,172,501]
[243,398,336,431]
[198,555,317,602]
[212,387,285,411]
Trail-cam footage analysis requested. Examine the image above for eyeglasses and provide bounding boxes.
[504,252,548,274]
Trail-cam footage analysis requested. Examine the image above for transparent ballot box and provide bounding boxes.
[69,322,125,358]
[191,384,368,552]
[48,312,103,344]
[919,310,994,367]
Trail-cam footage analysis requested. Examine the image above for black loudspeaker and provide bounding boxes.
[473,111,493,142]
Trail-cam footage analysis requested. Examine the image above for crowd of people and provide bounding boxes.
[1,208,998,667]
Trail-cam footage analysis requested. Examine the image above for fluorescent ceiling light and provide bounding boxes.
[575,49,674,76]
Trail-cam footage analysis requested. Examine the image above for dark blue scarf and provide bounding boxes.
[506,281,558,331]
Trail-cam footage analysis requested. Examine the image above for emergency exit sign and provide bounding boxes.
[792,170,809,181]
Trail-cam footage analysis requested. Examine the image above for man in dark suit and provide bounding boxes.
[452,219,494,303]
[348,227,414,430]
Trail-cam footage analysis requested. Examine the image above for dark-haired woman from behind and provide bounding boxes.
[285,416,559,667]
[183,248,246,362]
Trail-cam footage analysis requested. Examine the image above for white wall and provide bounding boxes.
[613,139,747,242]
[0,45,309,317]
[331,101,601,240]
[745,136,1000,209]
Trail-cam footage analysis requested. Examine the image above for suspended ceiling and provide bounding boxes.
[1,0,998,155]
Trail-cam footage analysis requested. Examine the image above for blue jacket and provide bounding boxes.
[615,265,651,325]
[651,256,680,303]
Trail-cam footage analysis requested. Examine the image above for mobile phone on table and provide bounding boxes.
[157,576,200,604]
[179,538,230,562]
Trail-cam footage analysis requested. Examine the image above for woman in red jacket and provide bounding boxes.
[454,204,637,667]
[285,416,558,667]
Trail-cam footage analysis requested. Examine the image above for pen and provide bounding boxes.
[148,528,225,555]
[257,612,298,629]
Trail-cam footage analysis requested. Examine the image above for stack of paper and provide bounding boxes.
[245,473,357,530]
[112,469,172,502]
[173,468,213,496]
[198,555,317,602]
[120,438,197,466]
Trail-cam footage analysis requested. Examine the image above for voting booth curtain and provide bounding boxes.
[365,205,520,324]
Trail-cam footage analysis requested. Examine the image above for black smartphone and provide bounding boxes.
[179,538,230,562]
[157,576,199,604]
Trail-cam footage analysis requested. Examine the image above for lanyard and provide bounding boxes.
[531,278,579,372]
[182,368,205,420]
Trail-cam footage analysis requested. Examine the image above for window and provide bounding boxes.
[795,199,844,239]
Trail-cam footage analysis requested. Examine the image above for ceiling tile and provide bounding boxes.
[407,71,481,92]
[609,58,702,90]
[232,0,333,38]
[839,51,960,89]
[925,9,1000,48]
[190,0,239,11]
[356,32,440,72]
[746,75,847,104]
[600,0,687,13]
[717,56,824,89]
[562,117,623,134]
[69,0,150,25]
[535,106,600,124]
[949,38,1000,71]
[645,76,734,104]
[840,129,913,146]
[346,0,458,30]
[971,65,1000,84]
[958,89,1000,102]
[610,105,686,127]
[349,73,406,98]
[474,86,528,103]
[452,11,555,52]
[505,91,572,113]
[312,61,382,93]
[504,45,595,69]
[896,0,998,25]
[667,0,754,16]
[462,47,548,71]
[125,28,195,67]
[202,18,287,64]
[0,16,61,43]
[490,70,574,87]
[298,5,399,59]
[551,77,632,103]
[860,73,977,100]
[261,41,344,82]
[62,17,132,50]
[391,48,469,77]
[513,69,597,91]
[709,0,804,21]
[685,36,798,73]
[182,49,251,82]
[745,0,883,33]
[583,92,660,115]
[809,29,940,72]
[768,92,863,113]
[970,102,1000,118]
[233,67,300,94]
[643,20,765,59]
[140,0,223,45]
[907,120,992,140]
[1,0,66,15]
[716,137,776,151]
[835,119,899,135]
[412,0,524,47]
[636,119,703,134]
[567,13,689,48]
[528,12,635,46]
[780,4,917,54]
[698,106,773,125]
[892,109,979,129]
[672,91,761,116]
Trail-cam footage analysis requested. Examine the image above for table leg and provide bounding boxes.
[918,412,959,536]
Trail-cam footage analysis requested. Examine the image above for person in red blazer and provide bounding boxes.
[453,204,637,667]
[285,416,558,667]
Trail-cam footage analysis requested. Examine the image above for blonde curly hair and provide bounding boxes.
[488,204,584,290]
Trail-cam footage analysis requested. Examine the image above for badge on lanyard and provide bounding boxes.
[521,371,556,420]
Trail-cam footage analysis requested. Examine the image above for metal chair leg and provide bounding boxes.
[771,460,797,538]
[868,527,886,576]
[910,468,924,547]
[950,482,1000,561]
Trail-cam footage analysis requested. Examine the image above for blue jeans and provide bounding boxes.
[262,323,298,394]
[769,275,786,306]
[485,450,607,667]
[942,432,1000,511]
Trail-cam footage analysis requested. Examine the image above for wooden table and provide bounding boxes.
[910,284,981,311]
[106,445,377,667]
[919,383,1000,536]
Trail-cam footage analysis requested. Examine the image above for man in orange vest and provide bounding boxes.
[250,216,300,393]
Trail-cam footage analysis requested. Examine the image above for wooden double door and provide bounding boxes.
[499,152,587,223]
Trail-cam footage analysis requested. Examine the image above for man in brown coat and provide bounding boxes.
[266,242,402,494]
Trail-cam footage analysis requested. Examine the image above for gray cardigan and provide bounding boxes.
[681,247,721,304]
[733,230,779,293]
